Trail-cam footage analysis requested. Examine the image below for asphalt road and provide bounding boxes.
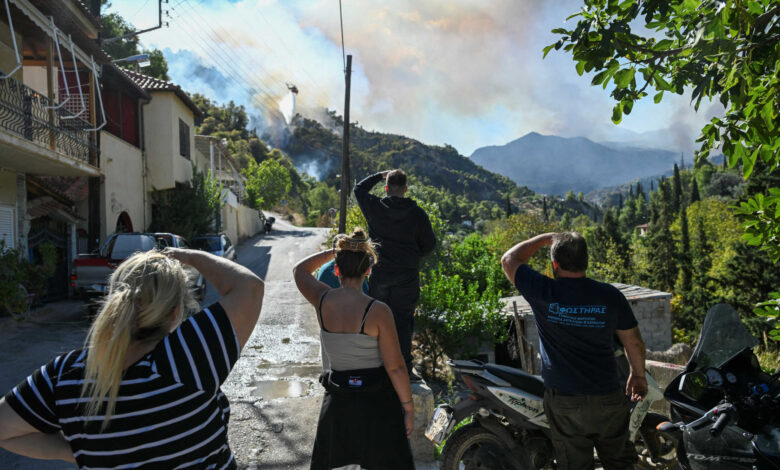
[0,217,331,470]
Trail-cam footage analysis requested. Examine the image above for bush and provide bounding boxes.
[0,241,57,317]
[416,268,507,376]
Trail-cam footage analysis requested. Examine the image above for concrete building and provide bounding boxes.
[0,0,107,300]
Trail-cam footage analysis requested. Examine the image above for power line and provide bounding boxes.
[175,1,284,102]
[217,0,329,103]
[167,7,279,116]
[168,2,275,101]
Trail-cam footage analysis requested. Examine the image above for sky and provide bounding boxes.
[106,0,723,157]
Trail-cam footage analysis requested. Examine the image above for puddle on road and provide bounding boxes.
[256,363,322,378]
[250,380,310,399]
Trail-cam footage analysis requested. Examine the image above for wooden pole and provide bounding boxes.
[338,54,352,234]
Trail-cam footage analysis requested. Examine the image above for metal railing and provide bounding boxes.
[0,76,99,167]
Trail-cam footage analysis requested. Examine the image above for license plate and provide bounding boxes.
[425,404,454,445]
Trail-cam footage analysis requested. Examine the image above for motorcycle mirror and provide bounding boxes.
[679,371,708,401]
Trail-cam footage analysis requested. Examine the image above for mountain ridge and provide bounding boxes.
[469,132,679,196]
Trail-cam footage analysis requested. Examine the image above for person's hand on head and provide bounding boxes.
[163,247,190,265]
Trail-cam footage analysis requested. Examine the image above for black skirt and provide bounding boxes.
[310,367,415,470]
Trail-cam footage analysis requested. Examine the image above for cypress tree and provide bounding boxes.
[690,178,700,203]
[679,208,692,292]
[672,163,682,214]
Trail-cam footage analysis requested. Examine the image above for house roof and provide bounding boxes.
[103,64,150,100]
[122,69,203,117]
[71,0,101,27]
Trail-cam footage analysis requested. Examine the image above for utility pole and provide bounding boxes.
[338,54,352,234]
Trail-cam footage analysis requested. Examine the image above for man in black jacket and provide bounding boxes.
[354,169,436,379]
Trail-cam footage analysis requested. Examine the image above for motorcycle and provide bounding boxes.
[658,304,780,469]
[427,350,678,469]
[264,216,275,233]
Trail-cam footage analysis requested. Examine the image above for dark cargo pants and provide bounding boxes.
[543,389,637,470]
[368,274,419,367]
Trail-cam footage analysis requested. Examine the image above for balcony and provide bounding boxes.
[0,76,100,176]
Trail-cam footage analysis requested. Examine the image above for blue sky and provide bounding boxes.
[106,0,722,156]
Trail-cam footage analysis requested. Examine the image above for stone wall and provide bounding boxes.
[627,296,672,351]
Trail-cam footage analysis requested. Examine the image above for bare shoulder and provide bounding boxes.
[362,300,394,333]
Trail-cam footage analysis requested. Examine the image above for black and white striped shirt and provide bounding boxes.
[4,303,240,470]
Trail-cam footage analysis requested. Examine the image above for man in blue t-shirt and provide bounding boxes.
[501,231,647,470]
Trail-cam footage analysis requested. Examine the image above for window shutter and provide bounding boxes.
[0,206,15,250]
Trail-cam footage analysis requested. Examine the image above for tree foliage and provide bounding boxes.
[149,167,222,241]
[550,0,780,338]
[242,158,292,210]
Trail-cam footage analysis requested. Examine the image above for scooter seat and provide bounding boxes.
[485,364,546,398]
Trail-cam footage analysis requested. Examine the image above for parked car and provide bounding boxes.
[192,234,237,262]
[71,232,206,301]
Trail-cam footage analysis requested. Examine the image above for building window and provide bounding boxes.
[179,119,190,159]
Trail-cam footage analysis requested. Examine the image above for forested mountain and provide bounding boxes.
[470,132,679,196]
[281,113,529,205]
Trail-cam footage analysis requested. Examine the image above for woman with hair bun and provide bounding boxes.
[294,227,415,470]
[0,248,264,469]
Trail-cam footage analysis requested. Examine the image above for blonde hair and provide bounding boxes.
[334,227,377,278]
[81,251,195,424]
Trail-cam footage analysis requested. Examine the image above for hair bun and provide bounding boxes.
[350,227,367,241]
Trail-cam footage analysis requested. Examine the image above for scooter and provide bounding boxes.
[658,304,780,469]
[427,351,678,469]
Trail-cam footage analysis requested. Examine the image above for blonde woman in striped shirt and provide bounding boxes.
[0,248,263,469]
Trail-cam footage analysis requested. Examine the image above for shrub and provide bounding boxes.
[417,268,507,376]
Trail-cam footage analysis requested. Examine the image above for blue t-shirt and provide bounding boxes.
[316,259,370,293]
[514,265,638,395]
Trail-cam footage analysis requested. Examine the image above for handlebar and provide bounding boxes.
[709,409,731,436]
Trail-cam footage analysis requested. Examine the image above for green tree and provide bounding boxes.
[149,167,222,240]
[242,158,292,210]
[550,0,780,335]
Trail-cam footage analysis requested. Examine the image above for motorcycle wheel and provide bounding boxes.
[634,412,679,470]
[440,423,522,470]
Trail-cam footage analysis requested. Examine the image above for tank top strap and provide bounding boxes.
[359,299,377,334]
[317,290,330,332]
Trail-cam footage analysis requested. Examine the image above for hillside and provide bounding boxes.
[282,113,529,205]
[470,132,678,196]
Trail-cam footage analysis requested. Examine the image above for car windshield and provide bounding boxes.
[689,304,758,370]
[106,235,156,259]
[192,237,221,252]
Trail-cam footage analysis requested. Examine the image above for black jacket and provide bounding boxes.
[354,172,436,276]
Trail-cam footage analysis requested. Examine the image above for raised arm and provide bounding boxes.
[354,171,388,209]
[500,232,556,283]
[293,249,335,307]
[166,248,264,349]
[369,304,414,437]
[616,327,648,401]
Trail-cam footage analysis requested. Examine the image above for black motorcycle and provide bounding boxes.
[659,304,780,469]
[428,351,678,469]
